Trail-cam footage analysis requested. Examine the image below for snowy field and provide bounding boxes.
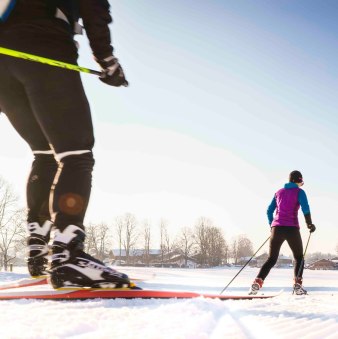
[0,266,337,339]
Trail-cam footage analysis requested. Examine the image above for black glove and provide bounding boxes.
[97,55,128,87]
[307,224,316,233]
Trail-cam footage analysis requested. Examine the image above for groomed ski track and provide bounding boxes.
[0,285,281,301]
[0,267,338,338]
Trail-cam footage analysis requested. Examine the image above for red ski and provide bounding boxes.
[0,276,48,290]
[0,272,152,291]
[0,287,283,301]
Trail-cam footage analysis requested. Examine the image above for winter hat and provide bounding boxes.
[289,170,303,184]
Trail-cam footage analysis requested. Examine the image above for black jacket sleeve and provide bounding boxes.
[304,213,313,225]
[78,0,114,60]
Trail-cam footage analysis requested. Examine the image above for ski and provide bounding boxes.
[0,276,48,290]
[0,272,152,291]
[0,287,283,301]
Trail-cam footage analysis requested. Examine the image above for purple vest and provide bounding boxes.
[271,187,300,227]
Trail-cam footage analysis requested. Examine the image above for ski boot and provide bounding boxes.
[26,221,52,277]
[49,225,135,289]
[293,277,307,295]
[249,278,263,295]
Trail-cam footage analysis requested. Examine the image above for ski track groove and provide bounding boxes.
[1,268,338,338]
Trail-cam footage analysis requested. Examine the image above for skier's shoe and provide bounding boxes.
[293,278,307,295]
[50,225,133,289]
[249,278,263,295]
[26,221,52,277]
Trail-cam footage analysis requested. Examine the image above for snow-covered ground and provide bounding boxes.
[0,266,337,339]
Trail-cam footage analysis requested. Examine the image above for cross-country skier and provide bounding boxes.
[249,170,316,295]
[0,0,133,288]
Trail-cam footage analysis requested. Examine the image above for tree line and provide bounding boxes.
[1,177,338,270]
[84,213,254,267]
[0,177,26,270]
[0,174,254,269]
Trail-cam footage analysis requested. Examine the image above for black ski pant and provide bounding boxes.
[0,20,94,232]
[257,226,304,281]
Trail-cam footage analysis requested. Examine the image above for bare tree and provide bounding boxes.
[0,178,26,270]
[85,222,111,261]
[114,216,124,260]
[231,234,253,264]
[194,217,210,267]
[237,234,253,258]
[174,226,195,266]
[164,226,171,258]
[206,226,227,267]
[141,219,151,266]
[194,217,227,267]
[121,213,139,264]
[85,223,96,255]
[159,219,167,265]
[223,236,230,264]
[0,177,19,229]
[230,238,239,264]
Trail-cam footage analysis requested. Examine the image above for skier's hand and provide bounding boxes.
[97,55,128,87]
[307,223,316,233]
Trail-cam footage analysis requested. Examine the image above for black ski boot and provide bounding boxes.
[50,225,134,289]
[26,221,52,277]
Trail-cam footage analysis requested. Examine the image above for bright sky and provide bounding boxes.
[1,0,338,254]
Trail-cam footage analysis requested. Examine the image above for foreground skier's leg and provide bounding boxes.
[26,153,57,276]
[46,151,129,288]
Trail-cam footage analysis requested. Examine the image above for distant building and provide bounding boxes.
[255,253,292,268]
[152,250,198,268]
[308,259,337,270]
[238,257,257,267]
[152,253,198,268]
[255,253,268,267]
[276,255,293,268]
[110,249,161,266]
[109,249,198,268]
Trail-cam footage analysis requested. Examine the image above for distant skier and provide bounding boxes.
[0,1,133,288]
[249,170,316,295]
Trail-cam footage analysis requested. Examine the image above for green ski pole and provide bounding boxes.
[0,46,102,76]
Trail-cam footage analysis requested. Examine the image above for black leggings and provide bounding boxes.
[0,20,94,231]
[257,226,304,280]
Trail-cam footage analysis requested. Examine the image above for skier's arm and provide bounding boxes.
[299,190,316,232]
[78,0,113,60]
[267,196,276,225]
[79,0,127,87]
[298,189,310,216]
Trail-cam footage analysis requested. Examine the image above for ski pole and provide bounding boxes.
[220,235,270,294]
[0,46,101,76]
[293,231,312,295]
